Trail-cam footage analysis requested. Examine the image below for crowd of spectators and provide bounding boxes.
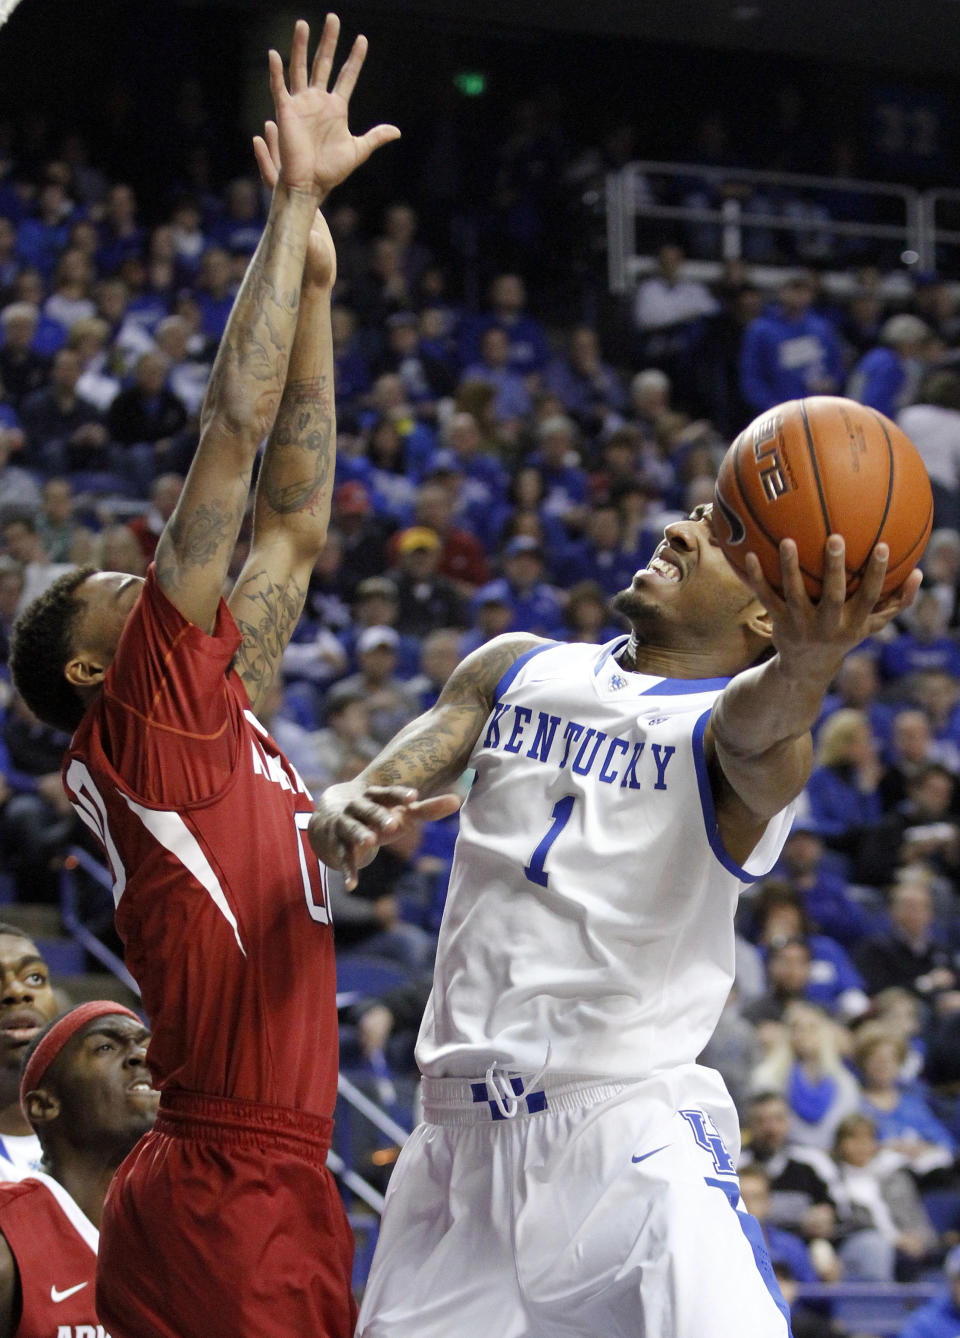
[4,105,960,1335]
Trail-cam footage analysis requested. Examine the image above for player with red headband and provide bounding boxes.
[0,1001,157,1337]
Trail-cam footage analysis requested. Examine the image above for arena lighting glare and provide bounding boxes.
[453,70,487,96]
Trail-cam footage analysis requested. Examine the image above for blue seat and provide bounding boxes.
[336,955,408,1004]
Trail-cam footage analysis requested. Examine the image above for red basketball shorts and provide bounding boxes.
[96,1091,357,1338]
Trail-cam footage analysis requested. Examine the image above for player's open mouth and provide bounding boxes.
[127,1079,156,1094]
[640,555,682,583]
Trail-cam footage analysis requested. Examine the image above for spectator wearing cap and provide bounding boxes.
[403,478,490,591]
[459,587,515,657]
[739,272,845,414]
[389,527,469,639]
[896,1244,960,1338]
[474,536,564,637]
[374,311,456,418]
[329,480,392,598]
[847,314,933,421]
[339,576,420,679]
[329,625,419,745]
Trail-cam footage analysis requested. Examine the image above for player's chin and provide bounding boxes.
[612,580,662,621]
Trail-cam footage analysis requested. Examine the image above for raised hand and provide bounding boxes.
[253,120,336,288]
[744,535,923,675]
[268,15,400,199]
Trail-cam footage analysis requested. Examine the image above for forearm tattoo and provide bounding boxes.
[232,568,307,704]
[260,375,334,516]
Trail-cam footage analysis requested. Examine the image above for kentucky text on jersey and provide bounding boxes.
[481,702,676,790]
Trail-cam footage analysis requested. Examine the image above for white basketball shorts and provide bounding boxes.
[356,1063,791,1338]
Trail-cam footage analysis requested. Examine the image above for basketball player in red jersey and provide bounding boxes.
[0,1002,156,1338]
[9,17,447,1338]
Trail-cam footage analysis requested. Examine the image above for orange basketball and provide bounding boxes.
[712,396,933,600]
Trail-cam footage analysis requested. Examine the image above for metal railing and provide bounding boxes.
[606,160,926,292]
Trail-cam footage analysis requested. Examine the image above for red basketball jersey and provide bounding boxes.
[63,568,338,1116]
[0,1173,103,1337]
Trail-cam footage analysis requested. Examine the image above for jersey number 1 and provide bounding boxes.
[524,795,576,888]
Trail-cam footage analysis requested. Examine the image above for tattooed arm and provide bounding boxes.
[309,632,543,887]
[227,149,337,710]
[154,17,398,635]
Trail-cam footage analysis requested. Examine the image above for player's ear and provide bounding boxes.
[24,1086,60,1127]
[743,602,773,650]
[64,653,108,689]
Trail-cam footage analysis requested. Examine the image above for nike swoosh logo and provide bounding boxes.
[714,486,746,546]
[632,1144,670,1164]
[51,1281,88,1302]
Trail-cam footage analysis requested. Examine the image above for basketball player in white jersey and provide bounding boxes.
[0,926,57,1181]
[310,512,921,1337]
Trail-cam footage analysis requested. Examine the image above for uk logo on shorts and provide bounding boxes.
[679,1108,737,1175]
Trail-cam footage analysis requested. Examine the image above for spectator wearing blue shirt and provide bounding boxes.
[805,709,884,860]
[331,304,371,410]
[556,502,642,597]
[461,326,532,425]
[458,271,550,383]
[439,411,509,510]
[896,1250,960,1338]
[526,412,591,535]
[880,590,960,685]
[847,314,932,421]
[192,246,235,341]
[740,272,845,414]
[210,177,265,257]
[910,670,960,776]
[543,325,627,438]
[751,881,869,1021]
[95,182,144,277]
[375,311,456,418]
[773,818,884,949]
[854,1026,957,1179]
[817,650,896,761]
[15,179,75,280]
[473,535,564,636]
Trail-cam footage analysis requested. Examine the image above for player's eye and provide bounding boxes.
[25,972,46,986]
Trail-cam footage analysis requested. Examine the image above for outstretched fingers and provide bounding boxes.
[310,12,341,89]
[332,32,368,101]
[288,17,311,94]
[267,48,289,111]
[252,123,280,189]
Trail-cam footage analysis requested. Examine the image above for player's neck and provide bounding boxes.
[617,631,733,680]
[45,1151,123,1229]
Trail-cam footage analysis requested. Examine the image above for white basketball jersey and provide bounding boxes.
[417,638,795,1079]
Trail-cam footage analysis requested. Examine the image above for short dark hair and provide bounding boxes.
[9,565,97,734]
